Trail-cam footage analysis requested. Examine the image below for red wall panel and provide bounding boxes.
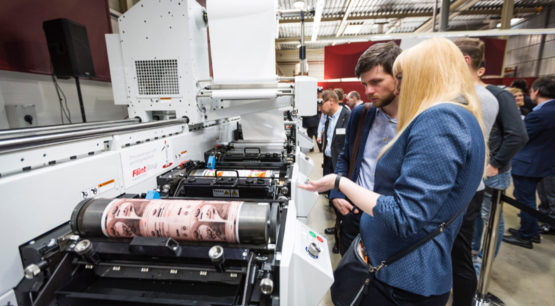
[0,0,112,81]
[480,37,507,77]
[324,40,400,80]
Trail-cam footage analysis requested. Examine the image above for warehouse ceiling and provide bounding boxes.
[277,0,550,49]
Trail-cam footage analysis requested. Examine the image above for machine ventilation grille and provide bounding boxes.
[135,59,179,95]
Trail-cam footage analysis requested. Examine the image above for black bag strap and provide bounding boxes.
[348,103,373,179]
[368,203,468,273]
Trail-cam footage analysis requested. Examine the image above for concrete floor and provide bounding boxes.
[304,149,555,306]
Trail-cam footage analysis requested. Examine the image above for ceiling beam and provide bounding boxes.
[336,0,359,37]
[415,0,481,32]
[501,0,515,29]
[276,28,555,45]
[278,7,541,24]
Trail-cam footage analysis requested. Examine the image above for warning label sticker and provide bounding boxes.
[212,189,240,197]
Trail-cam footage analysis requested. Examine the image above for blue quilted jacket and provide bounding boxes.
[360,103,485,296]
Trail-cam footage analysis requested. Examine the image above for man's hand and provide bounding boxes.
[317,137,322,144]
[486,164,499,177]
[332,198,359,216]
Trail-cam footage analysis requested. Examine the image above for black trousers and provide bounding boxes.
[451,190,484,306]
[339,210,361,255]
[306,126,320,152]
[323,155,333,176]
[359,277,450,306]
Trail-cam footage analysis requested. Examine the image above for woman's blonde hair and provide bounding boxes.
[379,37,487,161]
[508,87,523,95]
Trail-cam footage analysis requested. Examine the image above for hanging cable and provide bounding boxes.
[51,72,72,124]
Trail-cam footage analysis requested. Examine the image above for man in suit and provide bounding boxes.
[504,76,555,248]
[320,89,351,176]
[329,41,401,255]
[320,89,350,253]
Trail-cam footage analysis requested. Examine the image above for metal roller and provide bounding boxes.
[71,198,272,244]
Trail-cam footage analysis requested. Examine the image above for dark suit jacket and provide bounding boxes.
[512,99,555,178]
[330,104,377,200]
[329,106,351,169]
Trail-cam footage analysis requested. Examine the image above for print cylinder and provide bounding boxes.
[71,198,271,244]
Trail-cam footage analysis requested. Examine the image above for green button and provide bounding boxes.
[309,231,316,238]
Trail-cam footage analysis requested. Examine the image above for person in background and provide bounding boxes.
[329,41,401,255]
[302,91,323,152]
[511,79,535,114]
[538,176,555,235]
[299,37,487,305]
[504,76,555,248]
[346,91,363,109]
[508,87,529,118]
[334,88,346,106]
[320,89,351,175]
[453,37,499,306]
[471,62,528,275]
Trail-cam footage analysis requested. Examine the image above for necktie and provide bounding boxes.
[323,116,330,153]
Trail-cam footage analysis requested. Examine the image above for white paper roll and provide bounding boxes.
[212,89,278,100]
[208,0,277,85]
[241,108,286,141]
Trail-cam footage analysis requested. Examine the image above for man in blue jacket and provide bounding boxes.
[329,41,401,255]
[504,76,555,248]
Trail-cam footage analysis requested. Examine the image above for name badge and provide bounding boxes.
[336,128,346,135]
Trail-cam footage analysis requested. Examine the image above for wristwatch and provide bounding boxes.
[334,174,342,192]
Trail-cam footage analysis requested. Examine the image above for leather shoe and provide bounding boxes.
[324,227,336,235]
[485,293,505,306]
[508,228,540,243]
[332,243,339,254]
[540,224,555,235]
[502,232,533,249]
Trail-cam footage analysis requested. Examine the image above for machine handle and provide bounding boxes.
[212,169,240,188]
[243,147,261,157]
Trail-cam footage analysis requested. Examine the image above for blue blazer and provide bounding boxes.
[329,104,377,200]
[360,103,485,296]
[511,99,555,178]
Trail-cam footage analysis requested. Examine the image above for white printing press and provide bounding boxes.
[0,1,333,305]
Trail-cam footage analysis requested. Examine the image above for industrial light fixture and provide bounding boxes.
[294,1,305,10]
[344,24,363,35]
[496,18,525,28]
[312,0,324,41]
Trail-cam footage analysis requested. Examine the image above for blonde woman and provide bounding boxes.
[508,86,529,117]
[299,38,487,305]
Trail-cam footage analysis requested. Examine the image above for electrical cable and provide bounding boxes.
[50,63,72,124]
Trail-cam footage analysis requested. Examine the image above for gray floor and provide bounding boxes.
[305,148,555,306]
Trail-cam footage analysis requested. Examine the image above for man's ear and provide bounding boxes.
[463,55,471,65]
[531,88,539,97]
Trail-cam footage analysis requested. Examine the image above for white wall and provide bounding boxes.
[0,88,9,129]
[505,5,555,77]
[0,70,128,126]
[276,48,325,80]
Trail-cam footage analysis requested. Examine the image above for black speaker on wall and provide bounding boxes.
[43,18,95,78]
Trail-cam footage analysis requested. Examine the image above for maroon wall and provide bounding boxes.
[324,40,400,80]
[480,37,507,77]
[0,0,112,81]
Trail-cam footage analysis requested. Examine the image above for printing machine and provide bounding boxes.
[0,0,331,305]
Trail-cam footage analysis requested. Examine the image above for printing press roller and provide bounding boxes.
[71,198,275,244]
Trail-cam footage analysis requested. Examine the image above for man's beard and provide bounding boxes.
[371,91,395,108]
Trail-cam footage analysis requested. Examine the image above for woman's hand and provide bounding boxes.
[297,174,336,193]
